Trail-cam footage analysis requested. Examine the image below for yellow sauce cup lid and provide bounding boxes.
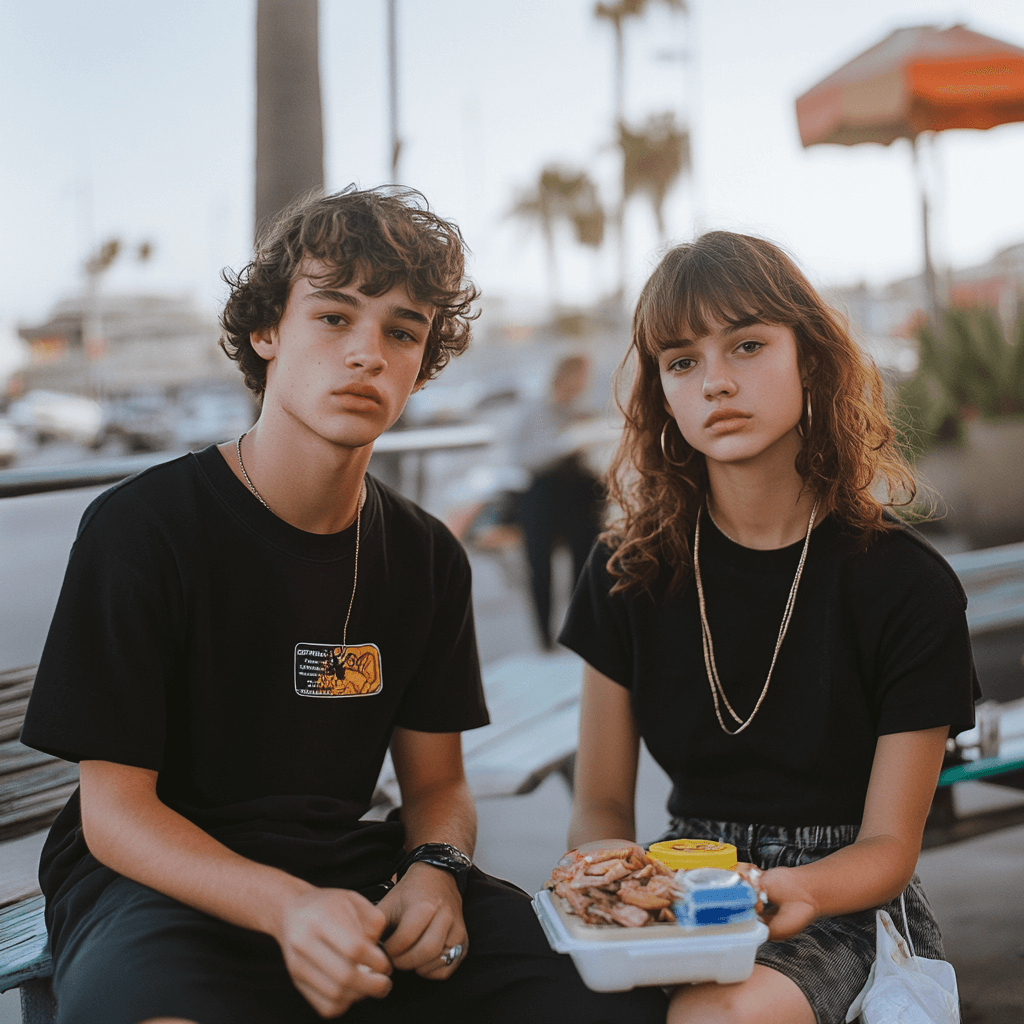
[647,839,738,870]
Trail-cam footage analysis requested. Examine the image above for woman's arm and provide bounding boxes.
[754,725,948,940]
[79,760,393,1018]
[567,664,642,850]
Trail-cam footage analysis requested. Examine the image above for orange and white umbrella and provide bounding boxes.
[795,24,1024,320]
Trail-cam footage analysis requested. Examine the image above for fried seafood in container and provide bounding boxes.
[534,844,767,991]
[532,889,768,991]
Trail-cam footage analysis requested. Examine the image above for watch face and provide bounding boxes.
[442,844,472,869]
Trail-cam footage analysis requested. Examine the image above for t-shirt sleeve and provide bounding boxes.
[392,537,488,733]
[869,549,980,738]
[557,542,635,689]
[20,492,181,769]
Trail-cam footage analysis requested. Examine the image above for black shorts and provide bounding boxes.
[659,818,946,1024]
[51,868,668,1024]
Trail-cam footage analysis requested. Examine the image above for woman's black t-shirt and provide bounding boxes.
[559,513,979,827]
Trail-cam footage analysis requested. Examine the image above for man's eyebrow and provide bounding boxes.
[389,304,432,327]
[305,289,432,326]
[306,288,360,307]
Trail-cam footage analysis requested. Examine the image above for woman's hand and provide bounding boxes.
[736,862,819,941]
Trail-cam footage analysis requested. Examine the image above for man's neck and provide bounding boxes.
[218,417,371,535]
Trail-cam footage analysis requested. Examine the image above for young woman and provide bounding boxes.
[559,232,979,1024]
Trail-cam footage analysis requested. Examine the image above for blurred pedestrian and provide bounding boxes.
[510,354,604,650]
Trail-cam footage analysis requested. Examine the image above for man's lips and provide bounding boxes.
[334,384,383,404]
[703,408,751,429]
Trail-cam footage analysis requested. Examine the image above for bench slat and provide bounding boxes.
[937,753,1024,787]
[0,895,51,992]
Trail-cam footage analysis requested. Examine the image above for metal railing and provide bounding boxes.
[0,422,495,501]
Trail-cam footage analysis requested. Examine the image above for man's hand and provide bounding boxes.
[277,887,394,1019]
[378,861,468,980]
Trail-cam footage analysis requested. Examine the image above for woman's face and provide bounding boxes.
[657,317,805,469]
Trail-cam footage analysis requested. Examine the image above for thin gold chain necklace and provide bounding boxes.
[236,432,364,653]
[693,497,820,736]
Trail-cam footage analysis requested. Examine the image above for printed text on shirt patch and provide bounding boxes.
[294,643,382,698]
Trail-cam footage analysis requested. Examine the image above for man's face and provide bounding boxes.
[252,259,433,449]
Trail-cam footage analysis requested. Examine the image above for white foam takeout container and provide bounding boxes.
[532,889,769,992]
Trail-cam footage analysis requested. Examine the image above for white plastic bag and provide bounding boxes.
[845,895,959,1023]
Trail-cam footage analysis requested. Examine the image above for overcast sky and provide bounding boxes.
[3,0,1024,341]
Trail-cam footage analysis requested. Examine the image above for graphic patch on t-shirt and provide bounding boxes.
[294,643,382,698]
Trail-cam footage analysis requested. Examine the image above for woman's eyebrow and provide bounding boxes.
[657,336,695,351]
[724,315,765,333]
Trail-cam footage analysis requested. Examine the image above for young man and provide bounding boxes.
[21,187,666,1024]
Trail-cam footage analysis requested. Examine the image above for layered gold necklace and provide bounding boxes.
[693,498,820,736]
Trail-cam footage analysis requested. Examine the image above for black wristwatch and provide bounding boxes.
[396,843,472,894]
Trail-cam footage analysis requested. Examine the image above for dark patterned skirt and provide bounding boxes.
[657,818,946,1024]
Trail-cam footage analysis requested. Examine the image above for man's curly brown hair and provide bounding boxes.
[220,185,479,396]
[605,230,917,596]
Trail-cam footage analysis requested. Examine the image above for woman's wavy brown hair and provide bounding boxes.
[605,230,916,596]
[220,185,479,396]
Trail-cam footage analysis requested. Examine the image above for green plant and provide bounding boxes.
[898,307,1024,456]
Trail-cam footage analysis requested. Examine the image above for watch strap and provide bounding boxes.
[396,842,472,893]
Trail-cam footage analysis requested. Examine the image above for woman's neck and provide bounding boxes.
[704,462,818,550]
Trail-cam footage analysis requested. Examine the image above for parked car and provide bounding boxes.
[7,390,106,447]
[174,386,253,450]
[105,391,176,452]
[0,416,19,467]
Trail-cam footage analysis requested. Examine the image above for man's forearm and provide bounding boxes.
[79,760,313,937]
[398,778,477,857]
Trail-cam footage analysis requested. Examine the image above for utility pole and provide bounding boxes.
[254,0,324,236]
[387,0,402,182]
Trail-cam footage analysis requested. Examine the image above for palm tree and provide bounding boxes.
[595,0,687,295]
[254,0,324,237]
[620,112,690,239]
[510,166,606,310]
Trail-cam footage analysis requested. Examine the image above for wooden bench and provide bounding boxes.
[371,650,582,811]
[0,893,53,1024]
[3,639,1023,1019]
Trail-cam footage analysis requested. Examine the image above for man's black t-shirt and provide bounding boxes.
[22,446,488,943]
[559,513,980,827]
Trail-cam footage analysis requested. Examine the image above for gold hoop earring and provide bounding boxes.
[797,388,812,439]
[660,419,688,467]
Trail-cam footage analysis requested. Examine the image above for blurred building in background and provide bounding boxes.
[9,293,237,400]
[828,235,1024,373]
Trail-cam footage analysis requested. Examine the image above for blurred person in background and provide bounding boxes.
[510,353,604,650]
[21,187,666,1024]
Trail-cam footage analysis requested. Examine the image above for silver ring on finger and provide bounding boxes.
[440,943,463,967]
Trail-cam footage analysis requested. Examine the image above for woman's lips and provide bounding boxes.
[703,409,751,431]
